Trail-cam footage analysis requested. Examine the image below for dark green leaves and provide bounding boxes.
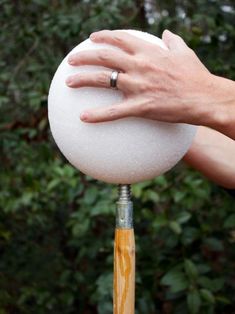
[224,214,235,228]
[184,259,198,280]
[161,268,189,293]
[200,289,215,304]
[187,290,201,314]
[1,0,235,313]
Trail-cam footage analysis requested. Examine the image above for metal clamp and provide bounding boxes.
[116,184,133,229]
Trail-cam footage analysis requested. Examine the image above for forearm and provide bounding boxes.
[183,126,235,189]
[199,74,235,140]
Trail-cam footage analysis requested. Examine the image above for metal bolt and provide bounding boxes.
[116,184,133,229]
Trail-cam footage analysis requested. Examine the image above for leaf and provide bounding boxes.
[216,295,231,304]
[187,290,201,314]
[200,289,215,304]
[72,219,89,237]
[96,273,113,298]
[132,181,151,198]
[83,187,99,205]
[144,190,160,203]
[211,278,225,292]
[181,227,200,245]
[198,276,213,290]
[152,214,168,229]
[90,201,114,216]
[184,259,198,280]
[161,269,188,293]
[223,214,235,228]
[47,178,60,191]
[204,238,224,251]
[197,264,211,275]
[169,221,182,234]
[176,211,192,224]
[154,175,168,187]
[198,276,225,293]
[173,191,186,203]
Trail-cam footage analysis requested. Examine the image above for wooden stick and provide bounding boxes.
[114,228,135,314]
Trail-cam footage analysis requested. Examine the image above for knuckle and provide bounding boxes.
[135,78,151,93]
[133,56,143,68]
[140,83,149,93]
[113,34,124,46]
[182,46,194,58]
[138,100,154,116]
[141,60,152,70]
[77,74,86,85]
[98,49,110,62]
[108,107,118,118]
[134,57,154,72]
[97,72,108,86]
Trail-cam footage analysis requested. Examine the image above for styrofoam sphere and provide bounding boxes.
[48,29,196,184]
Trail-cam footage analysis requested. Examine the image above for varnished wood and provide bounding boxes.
[113,228,135,314]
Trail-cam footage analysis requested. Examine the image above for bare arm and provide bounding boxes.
[183,126,235,189]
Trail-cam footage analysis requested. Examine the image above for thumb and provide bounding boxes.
[162,30,188,51]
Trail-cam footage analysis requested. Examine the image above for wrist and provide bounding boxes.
[201,74,235,139]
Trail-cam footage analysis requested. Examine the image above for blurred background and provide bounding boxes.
[1,0,235,313]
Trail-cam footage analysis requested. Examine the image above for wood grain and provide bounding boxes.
[113,228,135,314]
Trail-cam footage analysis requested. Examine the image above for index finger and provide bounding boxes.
[90,29,161,55]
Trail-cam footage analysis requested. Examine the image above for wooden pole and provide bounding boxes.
[113,185,135,314]
[114,228,135,314]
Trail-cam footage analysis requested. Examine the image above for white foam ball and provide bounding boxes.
[48,29,196,184]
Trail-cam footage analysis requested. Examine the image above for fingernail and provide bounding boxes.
[80,111,89,121]
[68,56,75,65]
[66,77,73,86]
[90,33,97,40]
[165,29,173,35]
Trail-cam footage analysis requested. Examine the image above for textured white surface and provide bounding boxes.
[48,29,197,184]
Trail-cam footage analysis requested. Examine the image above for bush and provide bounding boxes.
[1,0,235,313]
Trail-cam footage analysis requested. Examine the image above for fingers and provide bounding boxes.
[68,48,132,72]
[89,30,159,55]
[80,99,139,123]
[162,30,188,51]
[66,71,132,92]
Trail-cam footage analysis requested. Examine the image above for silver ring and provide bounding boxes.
[110,71,119,89]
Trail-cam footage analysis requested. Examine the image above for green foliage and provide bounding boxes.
[0,0,235,313]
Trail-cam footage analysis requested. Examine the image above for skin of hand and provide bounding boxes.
[66,29,235,140]
[183,126,235,189]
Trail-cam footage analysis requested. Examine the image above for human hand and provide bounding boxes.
[66,29,234,137]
